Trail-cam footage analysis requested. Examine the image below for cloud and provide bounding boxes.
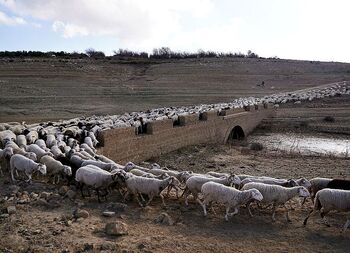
[0,0,216,49]
[0,10,26,25]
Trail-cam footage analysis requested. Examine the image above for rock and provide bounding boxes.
[58,186,70,196]
[105,202,128,212]
[83,243,94,251]
[0,214,10,218]
[40,192,51,200]
[65,190,76,200]
[30,192,39,200]
[105,221,128,236]
[33,198,49,207]
[7,205,16,215]
[73,209,89,219]
[65,220,73,227]
[48,193,61,202]
[154,212,174,226]
[102,211,115,217]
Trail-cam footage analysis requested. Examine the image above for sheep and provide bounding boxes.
[16,135,27,149]
[70,154,86,168]
[0,147,14,174]
[75,165,118,202]
[81,160,118,172]
[0,130,16,147]
[26,131,38,144]
[303,188,350,232]
[50,145,65,159]
[78,150,96,160]
[124,162,150,172]
[88,131,99,146]
[207,171,229,178]
[80,143,96,157]
[240,177,298,188]
[10,154,46,183]
[26,144,53,160]
[295,177,311,188]
[84,136,96,151]
[35,139,49,151]
[46,134,57,148]
[125,174,175,207]
[182,174,241,206]
[241,182,310,222]
[11,147,37,161]
[40,155,72,184]
[198,181,263,221]
[308,177,350,201]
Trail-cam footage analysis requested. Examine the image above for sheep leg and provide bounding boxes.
[134,193,145,207]
[247,202,254,217]
[225,206,231,221]
[196,198,207,216]
[24,171,32,183]
[159,194,166,207]
[342,219,350,233]
[272,203,277,222]
[320,209,330,227]
[96,189,102,203]
[284,204,291,222]
[229,207,239,217]
[145,194,154,206]
[10,167,17,183]
[303,209,315,226]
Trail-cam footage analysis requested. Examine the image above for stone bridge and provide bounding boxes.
[98,104,275,163]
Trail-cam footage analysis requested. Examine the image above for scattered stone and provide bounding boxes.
[65,220,73,227]
[58,186,70,196]
[49,193,61,202]
[105,202,128,212]
[154,212,174,226]
[105,221,128,236]
[73,209,89,219]
[33,229,41,235]
[7,205,16,215]
[76,218,85,224]
[40,192,51,200]
[100,242,116,250]
[30,192,39,200]
[0,214,10,219]
[102,211,115,217]
[65,190,76,200]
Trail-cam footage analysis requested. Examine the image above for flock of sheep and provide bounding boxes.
[0,81,349,233]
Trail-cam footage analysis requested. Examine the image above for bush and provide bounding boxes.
[323,116,335,122]
[250,142,264,151]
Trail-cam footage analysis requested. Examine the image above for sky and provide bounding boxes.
[0,0,349,62]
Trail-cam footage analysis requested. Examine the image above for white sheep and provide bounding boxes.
[240,177,298,188]
[84,136,96,151]
[125,174,175,207]
[198,181,263,221]
[309,177,332,200]
[0,147,14,174]
[46,134,57,148]
[242,182,310,222]
[303,188,350,232]
[80,143,96,157]
[26,131,38,144]
[26,144,53,160]
[81,160,118,172]
[50,145,65,159]
[183,174,241,205]
[0,130,16,147]
[40,155,72,184]
[88,131,99,146]
[10,154,46,183]
[35,139,49,151]
[75,165,118,202]
[16,134,27,149]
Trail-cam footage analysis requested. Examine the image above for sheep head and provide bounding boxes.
[298,186,310,198]
[38,164,47,175]
[249,189,263,201]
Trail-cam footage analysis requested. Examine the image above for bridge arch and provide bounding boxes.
[226,125,245,143]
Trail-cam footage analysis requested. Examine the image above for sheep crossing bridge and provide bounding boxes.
[98,104,275,163]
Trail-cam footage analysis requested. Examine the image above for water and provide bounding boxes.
[249,133,350,157]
